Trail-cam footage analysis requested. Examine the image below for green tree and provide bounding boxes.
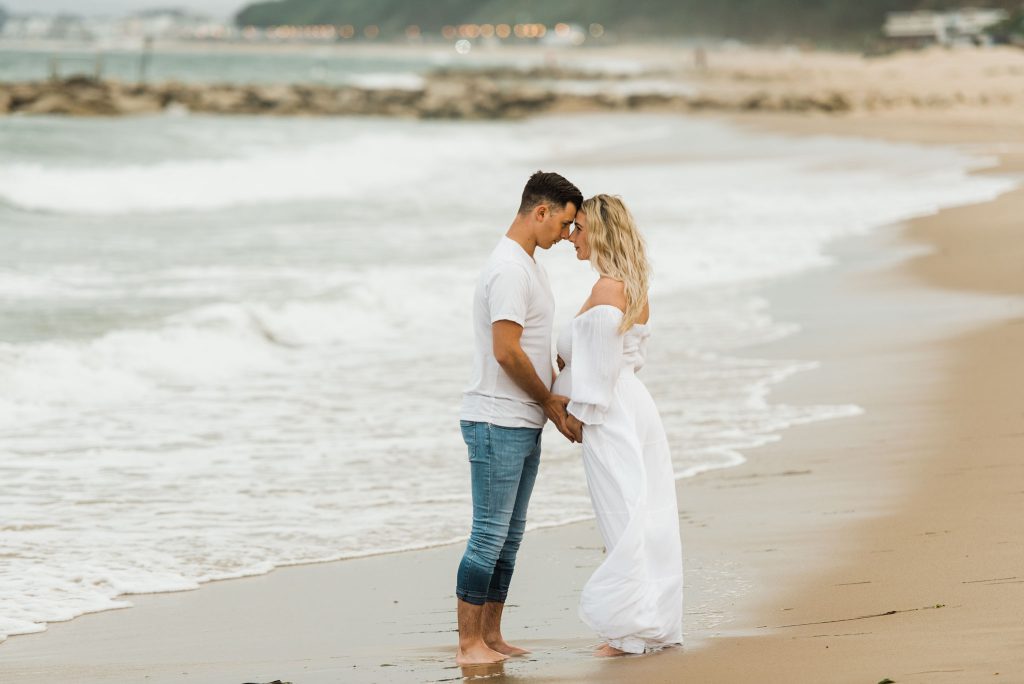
[233,0,1024,43]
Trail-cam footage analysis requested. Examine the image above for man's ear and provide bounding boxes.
[533,203,547,222]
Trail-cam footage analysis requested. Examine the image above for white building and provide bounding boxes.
[114,10,235,40]
[884,8,1009,46]
[0,14,92,40]
[0,11,234,42]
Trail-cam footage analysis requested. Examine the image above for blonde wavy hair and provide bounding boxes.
[581,194,650,332]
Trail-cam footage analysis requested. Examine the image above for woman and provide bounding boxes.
[553,194,683,656]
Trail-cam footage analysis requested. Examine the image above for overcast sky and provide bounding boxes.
[1,0,247,19]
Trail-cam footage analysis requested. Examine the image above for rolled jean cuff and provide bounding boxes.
[456,587,488,605]
[486,590,508,603]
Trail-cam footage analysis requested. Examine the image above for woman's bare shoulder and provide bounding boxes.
[587,277,627,313]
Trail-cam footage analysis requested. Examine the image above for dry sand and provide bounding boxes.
[1,65,1023,683]
[692,45,1024,111]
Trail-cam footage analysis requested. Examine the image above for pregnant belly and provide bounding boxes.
[552,367,572,397]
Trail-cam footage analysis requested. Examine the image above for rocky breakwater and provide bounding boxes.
[0,71,857,119]
[0,74,554,118]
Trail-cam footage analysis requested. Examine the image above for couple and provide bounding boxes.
[456,171,683,664]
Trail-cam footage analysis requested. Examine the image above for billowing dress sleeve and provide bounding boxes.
[567,307,625,426]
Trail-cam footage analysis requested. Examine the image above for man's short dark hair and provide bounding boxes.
[518,171,583,215]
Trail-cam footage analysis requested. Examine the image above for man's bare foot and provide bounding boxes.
[486,638,531,656]
[456,641,508,665]
[594,643,628,657]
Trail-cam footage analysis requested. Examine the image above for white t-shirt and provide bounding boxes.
[460,236,555,428]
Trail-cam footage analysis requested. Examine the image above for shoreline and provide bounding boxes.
[5,44,1022,118]
[1,114,1022,682]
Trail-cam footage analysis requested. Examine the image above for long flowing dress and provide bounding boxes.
[553,304,684,654]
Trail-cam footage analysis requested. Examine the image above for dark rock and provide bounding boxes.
[741,92,772,110]
[109,90,164,115]
[821,91,852,112]
[21,91,90,115]
[0,72,866,119]
[626,93,676,109]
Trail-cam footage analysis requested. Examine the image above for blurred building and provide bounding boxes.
[0,14,89,40]
[884,7,1009,47]
[116,9,236,41]
[0,10,235,42]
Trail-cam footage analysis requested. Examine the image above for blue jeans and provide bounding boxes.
[456,420,542,605]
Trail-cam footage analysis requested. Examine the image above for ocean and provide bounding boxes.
[0,44,654,85]
[0,109,1013,642]
[1,44,446,86]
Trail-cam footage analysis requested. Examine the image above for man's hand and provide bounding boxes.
[491,321,575,441]
[565,413,584,443]
[543,394,575,442]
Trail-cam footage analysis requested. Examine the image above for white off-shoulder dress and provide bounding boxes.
[553,305,683,654]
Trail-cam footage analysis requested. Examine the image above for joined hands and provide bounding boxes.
[544,394,584,443]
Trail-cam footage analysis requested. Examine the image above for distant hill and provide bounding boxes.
[234,0,1023,44]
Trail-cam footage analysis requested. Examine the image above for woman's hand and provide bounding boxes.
[566,413,584,443]
[556,355,565,372]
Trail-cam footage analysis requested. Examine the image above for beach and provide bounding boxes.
[1,49,1023,683]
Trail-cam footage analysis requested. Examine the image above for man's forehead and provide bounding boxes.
[558,202,579,217]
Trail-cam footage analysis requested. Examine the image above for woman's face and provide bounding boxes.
[569,211,591,261]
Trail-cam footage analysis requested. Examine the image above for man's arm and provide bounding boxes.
[492,320,575,441]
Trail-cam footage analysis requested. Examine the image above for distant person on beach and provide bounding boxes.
[554,194,684,656]
[694,46,708,71]
[456,171,582,665]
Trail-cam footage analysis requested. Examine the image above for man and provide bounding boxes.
[455,171,582,665]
